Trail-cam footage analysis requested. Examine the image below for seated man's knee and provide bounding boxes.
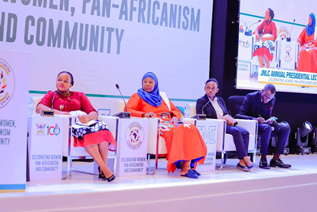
[262,124,272,133]
[241,129,250,138]
[280,122,291,132]
[230,127,241,137]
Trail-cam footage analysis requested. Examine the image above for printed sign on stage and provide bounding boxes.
[196,120,217,172]
[0,51,29,193]
[116,118,148,177]
[27,115,69,181]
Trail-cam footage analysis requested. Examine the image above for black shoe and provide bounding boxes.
[98,166,116,182]
[105,174,116,182]
[99,173,106,179]
[98,166,106,179]
[259,159,270,169]
[270,158,292,168]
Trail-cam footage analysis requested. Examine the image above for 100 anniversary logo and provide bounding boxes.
[125,122,144,150]
[0,58,15,108]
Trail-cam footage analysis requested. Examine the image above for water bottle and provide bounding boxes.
[28,96,33,116]
[184,104,190,118]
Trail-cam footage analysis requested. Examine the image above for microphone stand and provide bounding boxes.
[244,20,261,36]
[191,101,209,120]
[112,84,130,118]
[287,19,296,42]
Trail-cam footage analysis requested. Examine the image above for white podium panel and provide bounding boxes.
[195,120,217,172]
[280,41,297,70]
[237,34,253,73]
[116,118,148,177]
[28,115,69,181]
[0,51,29,193]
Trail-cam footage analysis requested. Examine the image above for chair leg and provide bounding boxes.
[223,153,228,164]
[146,119,160,175]
[216,151,225,170]
[62,156,72,180]
[250,153,254,163]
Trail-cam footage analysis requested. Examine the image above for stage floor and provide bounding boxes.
[1,155,317,212]
[1,154,317,198]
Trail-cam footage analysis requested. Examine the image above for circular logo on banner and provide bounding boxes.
[125,122,144,150]
[284,45,292,62]
[0,58,15,109]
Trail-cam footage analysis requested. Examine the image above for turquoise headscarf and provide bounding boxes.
[306,13,316,37]
[137,72,162,107]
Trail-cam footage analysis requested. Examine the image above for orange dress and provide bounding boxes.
[297,28,317,73]
[126,93,207,173]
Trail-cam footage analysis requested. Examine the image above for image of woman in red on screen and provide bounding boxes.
[297,13,317,73]
[253,8,277,68]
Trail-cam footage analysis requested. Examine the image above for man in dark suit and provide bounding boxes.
[196,78,253,172]
[239,84,291,169]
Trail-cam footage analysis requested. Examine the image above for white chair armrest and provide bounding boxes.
[115,100,125,114]
[147,118,163,154]
[99,116,119,137]
[189,103,197,117]
[31,96,44,114]
[182,118,196,125]
[235,119,258,135]
[204,119,226,152]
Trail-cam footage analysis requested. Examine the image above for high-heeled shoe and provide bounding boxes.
[105,174,116,182]
[98,167,116,182]
[98,166,105,179]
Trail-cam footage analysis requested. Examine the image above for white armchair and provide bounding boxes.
[250,33,280,78]
[189,103,258,168]
[115,98,197,174]
[31,95,119,179]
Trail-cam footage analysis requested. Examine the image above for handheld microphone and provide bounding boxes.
[287,19,296,42]
[112,84,130,118]
[245,20,261,36]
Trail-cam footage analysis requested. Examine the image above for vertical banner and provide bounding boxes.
[27,115,67,181]
[196,120,217,172]
[116,118,148,177]
[0,50,29,193]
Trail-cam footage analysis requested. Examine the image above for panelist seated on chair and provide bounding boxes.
[196,78,253,172]
[36,71,116,182]
[239,84,291,169]
[297,13,317,73]
[125,72,207,179]
[253,8,277,68]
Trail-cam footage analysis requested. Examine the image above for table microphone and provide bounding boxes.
[201,101,211,114]
[287,19,296,42]
[191,101,209,120]
[112,84,130,118]
[245,20,261,36]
